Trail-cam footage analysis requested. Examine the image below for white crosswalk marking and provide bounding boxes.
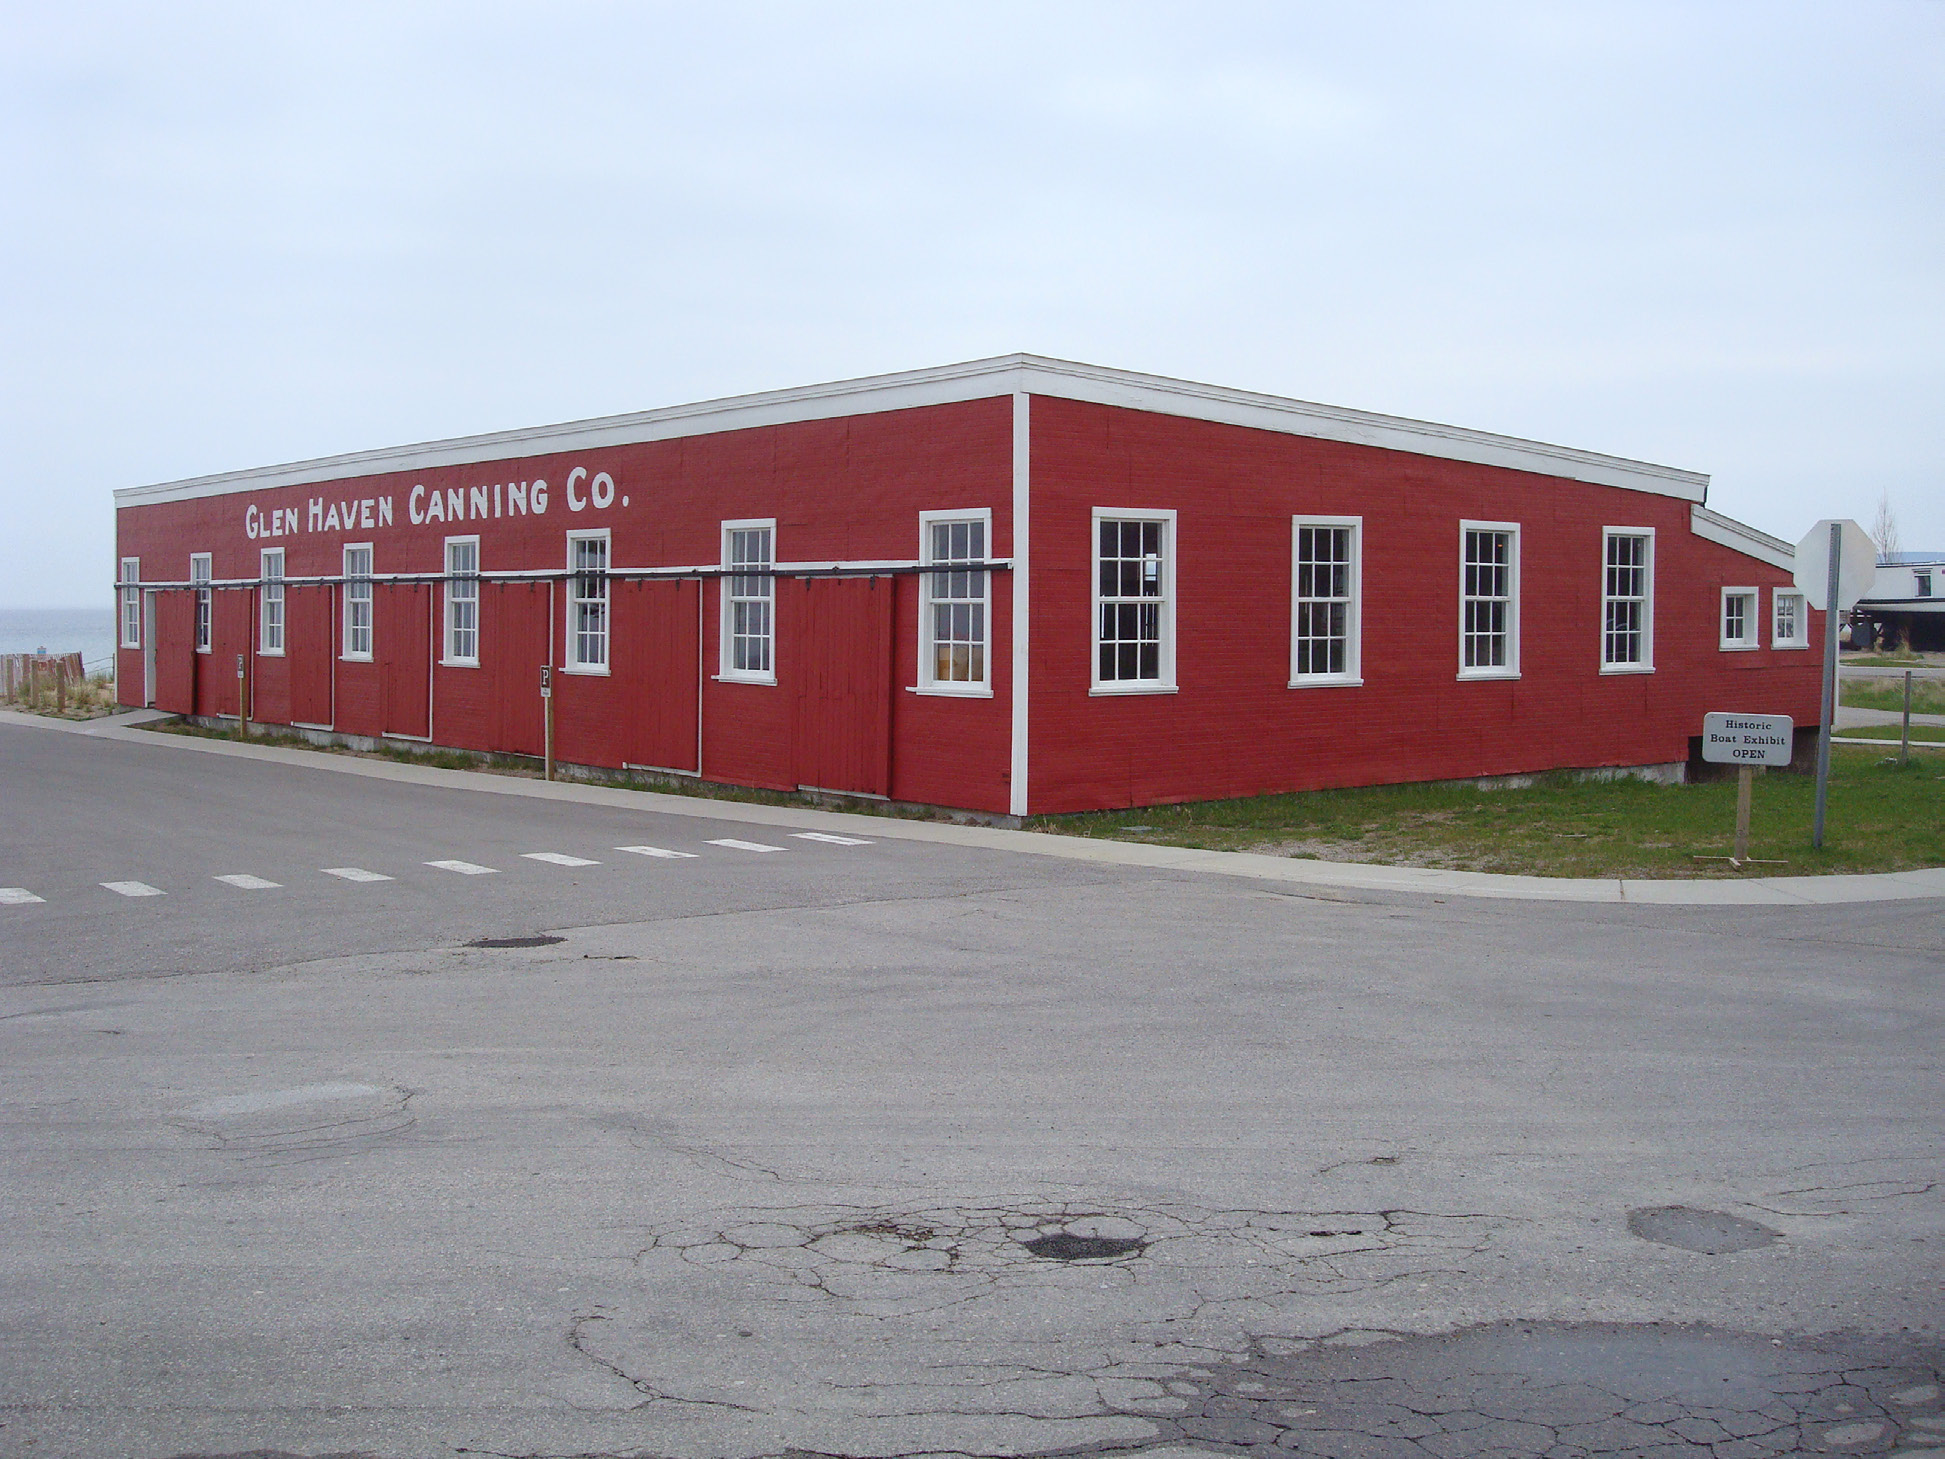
[426,859,497,876]
[0,887,45,905]
[706,838,785,853]
[522,852,600,867]
[214,874,281,890]
[102,881,164,898]
[322,867,393,882]
[791,832,874,846]
[615,846,699,859]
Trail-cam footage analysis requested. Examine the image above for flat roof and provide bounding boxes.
[115,353,1712,507]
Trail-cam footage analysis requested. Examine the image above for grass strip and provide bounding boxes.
[1028,749,1944,878]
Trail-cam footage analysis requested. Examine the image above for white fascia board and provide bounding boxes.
[115,353,1706,508]
[1689,505,1796,572]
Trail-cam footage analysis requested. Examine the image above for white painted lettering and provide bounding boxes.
[309,498,325,532]
[409,485,426,524]
[360,498,374,528]
[507,481,527,515]
[324,502,342,532]
[566,466,587,512]
[531,478,548,514]
[245,505,260,540]
[494,481,502,518]
[378,496,393,527]
[426,489,445,523]
[591,471,614,509]
[445,488,463,521]
[470,484,487,520]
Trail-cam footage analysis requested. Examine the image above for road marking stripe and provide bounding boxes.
[426,859,498,875]
[102,881,165,897]
[615,846,699,859]
[214,874,281,890]
[522,852,600,867]
[791,832,874,846]
[322,867,393,882]
[707,838,785,853]
[0,887,45,905]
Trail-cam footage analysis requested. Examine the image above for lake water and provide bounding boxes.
[0,608,119,672]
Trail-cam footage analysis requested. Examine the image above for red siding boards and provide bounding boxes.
[113,361,1817,818]
[1023,395,1820,815]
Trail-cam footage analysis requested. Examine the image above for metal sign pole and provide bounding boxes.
[1812,522,1840,849]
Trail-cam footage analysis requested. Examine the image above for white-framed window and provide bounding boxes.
[917,509,992,693]
[259,548,285,655]
[1092,508,1176,692]
[1772,590,1807,649]
[342,544,374,660]
[720,520,775,682]
[1915,572,1933,599]
[444,536,480,666]
[1458,522,1519,678]
[119,558,141,648]
[190,553,213,653]
[1720,587,1758,650]
[1290,517,1361,686]
[1600,528,1654,672]
[566,530,610,672]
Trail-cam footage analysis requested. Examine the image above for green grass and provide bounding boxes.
[1842,677,1945,715]
[1844,653,1932,668]
[1028,750,1945,878]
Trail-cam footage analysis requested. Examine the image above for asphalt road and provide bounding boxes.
[0,720,1940,1459]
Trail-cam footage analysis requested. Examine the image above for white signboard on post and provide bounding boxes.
[1793,520,1877,611]
[1702,713,1794,766]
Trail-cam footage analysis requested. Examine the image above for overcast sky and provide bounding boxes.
[3,1,1939,607]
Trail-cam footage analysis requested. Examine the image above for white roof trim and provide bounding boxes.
[115,353,1710,507]
[1689,505,1795,572]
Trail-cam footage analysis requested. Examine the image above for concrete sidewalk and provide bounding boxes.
[6,707,1942,906]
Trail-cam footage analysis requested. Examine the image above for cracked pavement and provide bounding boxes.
[0,724,1940,1458]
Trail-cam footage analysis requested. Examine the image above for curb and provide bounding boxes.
[5,708,1942,907]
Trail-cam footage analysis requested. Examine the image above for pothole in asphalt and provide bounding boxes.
[1627,1205,1779,1254]
[1018,1215,1149,1261]
[467,934,566,948]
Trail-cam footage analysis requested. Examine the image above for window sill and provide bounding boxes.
[257,649,286,659]
[1456,669,1521,681]
[441,658,480,669]
[907,684,994,697]
[196,647,211,655]
[563,663,611,676]
[1718,643,1759,653]
[1288,676,1363,689]
[340,654,373,664]
[1089,683,1179,696]
[1599,663,1654,675]
[713,673,777,686]
[1772,642,1811,651]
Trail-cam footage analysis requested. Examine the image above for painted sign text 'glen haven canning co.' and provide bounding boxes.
[240,466,629,541]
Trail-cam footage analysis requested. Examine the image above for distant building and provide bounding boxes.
[113,355,1821,817]
[1854,552,1945,651]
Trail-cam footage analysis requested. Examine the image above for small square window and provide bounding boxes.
[1720,587,1758,650]
[1772,591,1807,648]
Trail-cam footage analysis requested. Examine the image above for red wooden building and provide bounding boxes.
[114,355,1822,818]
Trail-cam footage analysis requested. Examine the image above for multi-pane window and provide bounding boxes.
[259,549,285,655]
[568,533,609,670]
[1720,588,1757,649]
[445,538,479,664]
[1094,512,1173,688]
[921,514,989,689]
[119,558,141,648]
[191,553,213,653]
[1601,530,1653,670]
[1291,519,1360,683]
[1459,524,1519,675]
[722,523,775,680]
[1918,573,1934,599]
[343,545,374,659]
[1772,591,1806,647]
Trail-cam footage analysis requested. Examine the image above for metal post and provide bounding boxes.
[55,660,66,714]
[1812,522,1840,848]
[1901,669,1913,766]
[1733,764,1753,864]
[541,663,554,781]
